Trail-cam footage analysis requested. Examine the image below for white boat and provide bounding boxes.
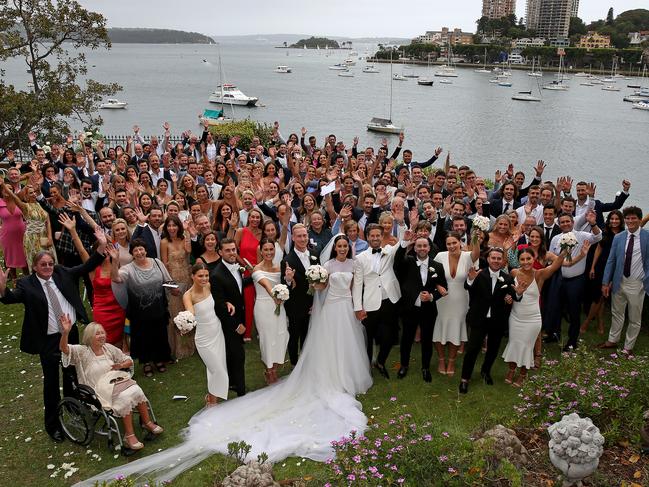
[590,78,604,85]
[498,81,512,87]
[393,74,407,81]
[434,65,458,77]
[512,91,541,102]
[528,57,542,77]
[602,85,620,91]
[475,49,490,73]
[99,98,128,109]
[198,108,232,125]
[417,78,434,86]
[368,52,403,135]
[209,84,258,106]
[403,73,419,78]
[344,58,356,66]
[274,65,292,73]
[439,79,452,84]
[632,101,649,110]
[328,64,348,70]
[601,77,616,83]
[362,65,379,73]
[338,71,354,77]
[488,78,500,84]
[574,72,589,77]
[580,82,595,86]
[623,88,649,102]
[543,54,568,91]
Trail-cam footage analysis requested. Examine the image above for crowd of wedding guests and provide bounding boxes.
[1,120,648,445]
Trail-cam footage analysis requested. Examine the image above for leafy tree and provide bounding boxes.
[0,0,120,152]
[569,17,588,36]
[606,7,614,25]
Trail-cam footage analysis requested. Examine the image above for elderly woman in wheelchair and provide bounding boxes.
[59,315,163,450]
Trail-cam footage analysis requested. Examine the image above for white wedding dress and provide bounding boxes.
[194,295,229,400]
[502,276,542,368]
[77,257,372,486]
[252,270,289,368]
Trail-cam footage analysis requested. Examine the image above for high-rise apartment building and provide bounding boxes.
[571,0,579,18]
[526,0,574,41]
[482,0,516,19]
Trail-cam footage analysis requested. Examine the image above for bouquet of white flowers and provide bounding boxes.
[559,232,579,261]
[472,215,491,233]
[174,311,197,335]
[305,264,329,295]
[271,283,290,315]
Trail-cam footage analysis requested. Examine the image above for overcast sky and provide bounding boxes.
[78,0,646,37]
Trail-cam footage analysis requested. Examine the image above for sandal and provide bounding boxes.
[533,354,542,370]
[505,368,515,384]
[124,433,144,450]
[143,364,154,378]
[155,363,167,373]
[445,358,456,377]
[513,370,527,388]
[437,358,447,375]
[144,421,164,435]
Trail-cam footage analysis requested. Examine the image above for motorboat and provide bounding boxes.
[367,117,402,134]
[338,71,354,77]
[274,65,292,73]
[328,64,348,70]
[498,81,512,87]
[99,98,128,109]
[623,89,649,102]
[393,74,407,81]
[362,65,379,73]
[439,79,452,84]
[627,84,642,89]
[198,108,232,125]
[512,91,541,102]
[417,78,434,86]
[209,84,258,106]
[632,101,649,110]
[344,58,356,66]
[601,85,620,92]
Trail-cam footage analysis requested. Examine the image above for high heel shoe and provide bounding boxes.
[263,369,272,385]
[533,353,542,370]
[513,370,527,388]
[505,368,516,384]
[437,358,446,375]
[143,421,164,435]
[124,433,144,450]
[445,358,456,377]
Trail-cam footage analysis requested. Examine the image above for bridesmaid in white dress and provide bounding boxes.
[433,231,482,376]
[183,262,229,407]
[252,238,289,384]
[502,247,565,386]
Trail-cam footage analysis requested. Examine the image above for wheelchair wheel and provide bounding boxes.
[58,397,94,446]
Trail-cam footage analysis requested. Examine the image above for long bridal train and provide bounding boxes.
[77,261,371,486]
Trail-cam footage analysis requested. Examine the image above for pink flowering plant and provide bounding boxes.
[323,397,522,486]
[515,349,649,443]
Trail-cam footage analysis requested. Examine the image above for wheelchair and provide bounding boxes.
[57,372,158,456]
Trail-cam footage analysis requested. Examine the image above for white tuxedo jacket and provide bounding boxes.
[352,243,401,312]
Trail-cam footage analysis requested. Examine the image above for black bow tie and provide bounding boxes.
[431,221,436,227]
[372,248,382,254]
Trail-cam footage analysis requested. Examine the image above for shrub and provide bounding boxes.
[208,120,273,149]
[514,349,649,443]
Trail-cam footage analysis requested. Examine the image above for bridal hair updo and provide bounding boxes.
[329,234,352,260]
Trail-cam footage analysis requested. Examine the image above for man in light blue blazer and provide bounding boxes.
[600,206,649,352]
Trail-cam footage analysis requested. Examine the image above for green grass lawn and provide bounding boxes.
[0,301,647,486]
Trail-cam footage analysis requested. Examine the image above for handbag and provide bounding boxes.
[153,258,178,289]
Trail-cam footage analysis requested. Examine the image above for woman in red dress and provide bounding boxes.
[234,208,263,341]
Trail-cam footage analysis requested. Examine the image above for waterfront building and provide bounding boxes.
[628,31,649,46]
[512,37,547,48]
[526,0,574,44]
[413,27,473,46]
[482,0,516,19]
[577,31,611,49]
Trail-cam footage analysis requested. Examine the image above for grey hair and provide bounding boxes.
[81,322,105,347]
[32,250,56,270]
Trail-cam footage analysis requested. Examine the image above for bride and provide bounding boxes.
[78,234,371,485]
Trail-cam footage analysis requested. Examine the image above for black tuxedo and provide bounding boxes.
[394,245,447,370]
[488,198,521,217]
[210,260,251,396]
[542,224,561,249]
[281,248,319,365]
[131,224,159,259]
[0,251,104,434]
[461,268,517,381]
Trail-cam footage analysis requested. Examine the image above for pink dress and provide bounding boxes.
[0,198,27,268]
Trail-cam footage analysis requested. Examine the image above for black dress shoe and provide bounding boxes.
[397,366,408,379]
[543,334,559,344]
[376,364,390,379]
[480,371,494,385]
[422,368,432,383]
[48,430,64,443]
[459,381,469,394]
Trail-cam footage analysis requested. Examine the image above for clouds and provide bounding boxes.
[78,0,647,37]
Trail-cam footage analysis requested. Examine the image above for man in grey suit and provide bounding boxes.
[600,206,649,353]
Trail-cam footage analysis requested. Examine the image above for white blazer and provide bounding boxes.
[352,242,401,312]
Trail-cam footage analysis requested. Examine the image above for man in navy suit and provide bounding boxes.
[599,206,649,353]
[131,207,164,258]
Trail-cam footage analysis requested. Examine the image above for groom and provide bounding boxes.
[459,247,517,394]
[353,222,405,379]
[211,238,250,396]
[281,224,319,365]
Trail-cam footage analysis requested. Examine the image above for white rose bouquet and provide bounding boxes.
[472,215,491,233]
[271,283,290,315]
[174,311,197,335]
[305,264,329,295]
[559,232,578,261]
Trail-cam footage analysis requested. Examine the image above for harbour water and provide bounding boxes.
[5,43,649,207]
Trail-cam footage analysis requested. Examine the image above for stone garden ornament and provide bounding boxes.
[548,413,605,486]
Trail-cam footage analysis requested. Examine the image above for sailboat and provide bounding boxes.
[367,52,403,134]
[528,57,542,77]
[543,54,568,91]
[513,72,542,101]
[418,54,434,85]
[208,45,258,106]
[203,46,235,124]
[435,43,459,77]
[474,48,490,73]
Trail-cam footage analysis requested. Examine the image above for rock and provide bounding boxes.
[220,460,279,487]
[548,413,604,486]
[475,424,528,466]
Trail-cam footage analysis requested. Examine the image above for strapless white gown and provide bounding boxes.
[502,277,542,368]
[193,296,228,399]
[252,270,289,367]
[76,262,372,486]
